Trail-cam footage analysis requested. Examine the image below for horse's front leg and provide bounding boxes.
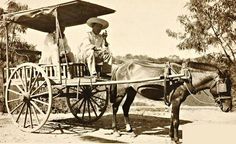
[112,95,124,136]
[122,87,136,132]
[169,98,181,142]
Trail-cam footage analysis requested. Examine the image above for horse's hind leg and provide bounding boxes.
[123,87,136,132]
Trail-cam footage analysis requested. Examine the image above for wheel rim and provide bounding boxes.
[66,85,108,124]
[5,63,52,132]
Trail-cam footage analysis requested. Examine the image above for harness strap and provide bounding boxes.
[163,62,171,106]
[209,76,218,90]
[163,62,193,106]
[184,83,216,105]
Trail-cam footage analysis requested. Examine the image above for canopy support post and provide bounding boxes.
[54,8,62,83]
[55,7,72,80]
[4,21,9,80]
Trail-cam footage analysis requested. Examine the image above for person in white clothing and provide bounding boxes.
[77,17,112,76]
[39,26,74,65]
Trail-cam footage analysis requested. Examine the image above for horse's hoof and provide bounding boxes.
[113,131,121,137]
[130,131,137,138]
[169,134,174,138]
[171,137,179,143]
[125,124,133,132]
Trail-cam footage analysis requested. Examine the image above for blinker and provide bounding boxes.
[217,80,227,93]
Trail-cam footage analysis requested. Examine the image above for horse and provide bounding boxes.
[110,60,232,142]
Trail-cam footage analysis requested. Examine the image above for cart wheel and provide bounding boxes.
[66,85,108,124]
[5,63,52,132]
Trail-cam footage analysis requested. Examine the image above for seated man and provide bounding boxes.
[77,17,112,77]
[39,26,75,65]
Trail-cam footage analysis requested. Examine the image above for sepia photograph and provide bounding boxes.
[0,0,236,143]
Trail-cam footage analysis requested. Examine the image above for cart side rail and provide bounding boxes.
[3,62,87,85]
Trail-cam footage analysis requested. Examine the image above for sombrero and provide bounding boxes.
[87,17,109,29]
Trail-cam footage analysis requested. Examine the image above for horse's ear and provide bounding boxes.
[222,69,230,77]
[182,59,190,68]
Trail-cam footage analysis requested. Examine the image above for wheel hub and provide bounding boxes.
[23,92,31,102]
[83,89,92,99]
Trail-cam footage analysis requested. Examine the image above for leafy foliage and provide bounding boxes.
[0,1,36,65]
[0,1,36,104]
[166,0,236,63]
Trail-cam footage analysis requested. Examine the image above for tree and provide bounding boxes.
[0,1,35,110]
[166,0,236,64]
[0,1,35,64]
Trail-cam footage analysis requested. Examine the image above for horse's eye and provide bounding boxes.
[215,99,221,105]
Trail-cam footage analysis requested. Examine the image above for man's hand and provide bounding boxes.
[92,46,97,51]
[102,30,108,39]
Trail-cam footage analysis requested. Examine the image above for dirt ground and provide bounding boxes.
[1,103,236,144]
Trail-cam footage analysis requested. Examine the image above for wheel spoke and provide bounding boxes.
[87,99,91,120]
[80,86,86,91]
[90,97,103,109]
[16,84,25,94]
[27,67,33,92]
[16,71,26,91]
[77,89,83,94]
[28,103,33,128]
[77,99,85,113]
[30,101,45,115]
[32,98,49,106]
[29,72,40,93]
[82,100,86,120]
[71,97,83,109]
[10,102,24,114]
[31,104,40,125]
[16,102,26,123]
[92,95,106,102]
[88,99,98,117]
[8,98,21,103]
[23,103,29,128]
[8,89,22,96]
[31,81,46,95]
[23,66,28,92]
[31,92,49,98]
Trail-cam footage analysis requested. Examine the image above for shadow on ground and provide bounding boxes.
[38,114,191,143]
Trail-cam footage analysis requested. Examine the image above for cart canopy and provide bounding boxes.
[3,0,115,32]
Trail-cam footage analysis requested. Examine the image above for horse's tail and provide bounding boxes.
[110,65,119,103]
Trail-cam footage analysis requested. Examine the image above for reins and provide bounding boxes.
[184,83,216,105]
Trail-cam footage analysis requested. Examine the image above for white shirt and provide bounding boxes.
[39,32,71,64]
[76,31,110,62]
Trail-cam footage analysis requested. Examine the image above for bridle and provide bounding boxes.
[209,75,232,104]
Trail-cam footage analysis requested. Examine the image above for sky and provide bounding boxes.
[0,0,208,59]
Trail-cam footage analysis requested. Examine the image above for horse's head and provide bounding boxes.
[186,62,232,112]
[209,69,232,112]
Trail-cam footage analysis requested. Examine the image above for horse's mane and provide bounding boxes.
[132,60,166,68]
[187,61,219,72]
